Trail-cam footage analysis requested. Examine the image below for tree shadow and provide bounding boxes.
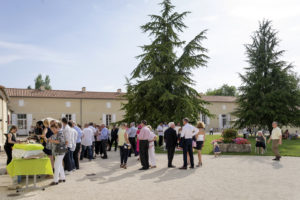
[97,169,144,185]
[154,168,196,183]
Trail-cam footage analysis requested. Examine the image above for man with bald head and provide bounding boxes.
[164,122,177,168]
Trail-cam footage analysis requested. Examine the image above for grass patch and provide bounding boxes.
[155,135,300,157]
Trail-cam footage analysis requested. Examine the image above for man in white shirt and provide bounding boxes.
[68,121,77,171]
[157,122,164,147]
[179,118,197,170]
[268,121,282,161]
[88,122,97,158]
[62,117,74,172]
[80,124,94,161]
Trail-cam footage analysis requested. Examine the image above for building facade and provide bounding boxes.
[4,87,238,135]
[5,87,126,135]
[200,96,237,132]
[0,86,10,149]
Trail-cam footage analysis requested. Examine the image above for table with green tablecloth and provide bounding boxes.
[6,143,53,190]
[7,157,53,177]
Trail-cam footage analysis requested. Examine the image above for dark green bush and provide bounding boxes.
[222,128,238,143]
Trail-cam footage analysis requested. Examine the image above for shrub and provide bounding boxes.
[222,129,238,143]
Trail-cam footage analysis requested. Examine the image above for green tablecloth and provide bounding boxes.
[13,143,44,151]
[6,157,53,177]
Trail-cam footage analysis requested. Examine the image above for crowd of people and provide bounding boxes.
[3,118,285,187]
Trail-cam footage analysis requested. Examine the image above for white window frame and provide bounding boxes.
[17,114,27,130]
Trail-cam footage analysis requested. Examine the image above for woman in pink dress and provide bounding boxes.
[136,125,142,159]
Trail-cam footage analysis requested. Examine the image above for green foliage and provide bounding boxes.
[206,84,237,96]
[121,0,210,126]
[28,74,52,90]
[222,128,238,143]
[233,20,300,132]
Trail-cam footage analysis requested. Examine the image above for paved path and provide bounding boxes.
[0,151,300,200]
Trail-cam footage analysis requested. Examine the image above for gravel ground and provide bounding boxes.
[0,151,300,200]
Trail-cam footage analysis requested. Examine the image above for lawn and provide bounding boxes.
[155,135,300,157]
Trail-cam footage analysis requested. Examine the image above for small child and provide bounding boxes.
[213,142,221,157]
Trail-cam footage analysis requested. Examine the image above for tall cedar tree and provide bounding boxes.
[234,20,300,132]
[121,0,210,126]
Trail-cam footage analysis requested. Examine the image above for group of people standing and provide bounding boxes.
[119,118,206,170]
[3,116,284,189]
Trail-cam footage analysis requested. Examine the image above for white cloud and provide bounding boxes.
[0,41,74,65]
[226,0,300,20]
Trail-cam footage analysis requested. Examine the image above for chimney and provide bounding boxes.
[117,88,121,93]
[40,86,45,91]
[82,87,86,92]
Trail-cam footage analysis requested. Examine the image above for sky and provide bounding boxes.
[0,0,300,93]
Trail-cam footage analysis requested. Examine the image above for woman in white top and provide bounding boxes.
[147,125,157,168]
[194,121,205,167]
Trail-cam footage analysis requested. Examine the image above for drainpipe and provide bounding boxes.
[80,98,82,126]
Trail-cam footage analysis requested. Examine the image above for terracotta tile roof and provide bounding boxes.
[5,88,125,100]
[4,88,236,102]
[201,95,236,103]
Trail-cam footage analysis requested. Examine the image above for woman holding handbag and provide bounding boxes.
[49,122,66,185]
[194,121,205,167]
[118,123,131,169]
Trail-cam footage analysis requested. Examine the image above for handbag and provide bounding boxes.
[192,140,197,148]
[179,137,185,148]
[55,143,67,154]
[54,132,67,154]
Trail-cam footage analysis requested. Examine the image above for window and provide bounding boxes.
[222,105,226,110]
[65,101,71,108]
[106,114,112,126]
[65,114,72,121]
[19,99,24,107]
[17,114,27,129]
[106,102,111,109]
[222,114,227,128]
[201,115,207,124]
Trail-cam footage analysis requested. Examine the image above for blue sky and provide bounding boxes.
[0,0,300,93]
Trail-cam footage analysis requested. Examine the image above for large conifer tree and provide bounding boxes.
[122,0,210,126]
[234,20,300,132]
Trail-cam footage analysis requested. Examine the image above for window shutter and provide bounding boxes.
[12,114,17,126]
[72,114,76,123]
[200,113,203,121]
[27,114,32,134]
[112,114,116,123]
[219,114,222,129]
[207,117,210,125]
[102,114,106,125]
[227,114,231,128]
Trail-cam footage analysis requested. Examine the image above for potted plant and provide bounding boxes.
[217,129,252,153]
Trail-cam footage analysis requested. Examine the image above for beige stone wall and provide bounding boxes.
[202,101,238,132]
[8,97,126,135]
[8,96,300,135]
[0,91,9,148]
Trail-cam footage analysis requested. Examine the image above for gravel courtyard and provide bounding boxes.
[0,151,300,200]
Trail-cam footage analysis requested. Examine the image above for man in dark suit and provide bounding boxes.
[164,122,177,168]
[108,125,119,151]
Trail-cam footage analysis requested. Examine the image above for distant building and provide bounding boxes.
[2,86,239,136]
[200,95,237,132]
